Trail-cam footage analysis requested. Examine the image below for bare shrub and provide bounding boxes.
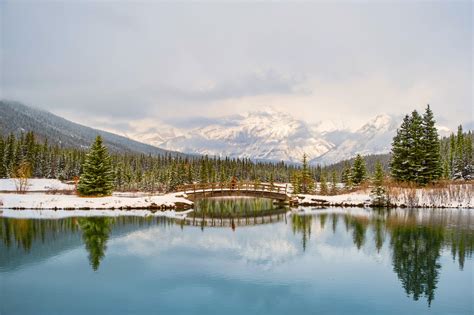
[14,162,32,194]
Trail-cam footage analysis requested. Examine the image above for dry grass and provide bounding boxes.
[385,181,473,207]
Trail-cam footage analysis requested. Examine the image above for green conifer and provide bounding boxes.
[319,172,328,195]
[341,162,352,189]
[421,105,442,184]
[330,170,338,195]
[77,136,114,196]
[390,115,411,181]
[351,154,367,185]
[301,154,314,193]
[371,161,387,206]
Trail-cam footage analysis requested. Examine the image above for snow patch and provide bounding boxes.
[0,192,192,210]
[0,178,75,192]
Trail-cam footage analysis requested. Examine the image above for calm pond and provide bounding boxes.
[0,198,473,315]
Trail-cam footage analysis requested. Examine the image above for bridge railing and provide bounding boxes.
[176,182,289,195]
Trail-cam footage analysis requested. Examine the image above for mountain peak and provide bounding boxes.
[356,113,396,134]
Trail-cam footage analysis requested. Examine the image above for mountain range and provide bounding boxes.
[1,101,453,165]
[126,108,406,165]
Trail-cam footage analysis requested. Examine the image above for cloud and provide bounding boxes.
[152,69,307,102]
[112,223,300,269]
[1,1,471,130]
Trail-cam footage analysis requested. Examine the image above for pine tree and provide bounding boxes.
[330,170,338,195]
[351,154,367,185]
[300,154,314,193]
[449,135,456,177]
[420,105,442,184]
[371,161,387,207]
[390,115,411,181]
[391,106,445,185]
[463,132,473,178]
[453,125,465,177]
[291,171,301,194]
[341,162,352,189]
[0,137,5,178]
[269,172,275,188]
[3,134,16,177]
[319,172,328,195]
[407,110,424,183]
[77,136,114,196]
[464,132,473,166]
[200,158,208,183]
[442,160,450,180]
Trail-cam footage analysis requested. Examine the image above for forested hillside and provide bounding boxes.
[0,100,177,155]
[0,131,302,192]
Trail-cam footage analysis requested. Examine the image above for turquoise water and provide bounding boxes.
[0,203,473,314]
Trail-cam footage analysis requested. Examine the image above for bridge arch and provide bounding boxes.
[177,182,292,202]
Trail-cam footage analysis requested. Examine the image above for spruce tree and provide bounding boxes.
[421,105,442,184]
[371,161,387,207]
[291,171,301,194]
[200,159,208,183]
[351,154,367,185]
[0,137,5,178]
[330,170,338,195]
[77,136,114,196]
[464,132,473,166]
[391,106,443,185]
[341,162,352,189]
[300,153,314,193]
[390,115,411,181]
[407,110,423,183]
[448,134,456,177]
[319,172,328,195]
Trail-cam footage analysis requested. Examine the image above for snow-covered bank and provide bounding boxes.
[297,193,371,207]
[0,178,75,192]
[0,193,193,210]
[296,184,474,208]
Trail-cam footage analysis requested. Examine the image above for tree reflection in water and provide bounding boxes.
[1,207,472,305]
[78,217,112,271]
[389,223,443,306]
[289,209,473,306]
[0,217,79,252]
[291,215,312,251]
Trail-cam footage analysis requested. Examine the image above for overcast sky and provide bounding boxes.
[1,1,472,132]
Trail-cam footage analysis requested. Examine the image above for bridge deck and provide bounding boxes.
[177,182,292,201]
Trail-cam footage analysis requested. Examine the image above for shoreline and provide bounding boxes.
[1,182,472,214]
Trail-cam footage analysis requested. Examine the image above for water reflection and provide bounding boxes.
[390,223,443,305]
[78,218,112,271]
[0,217,79,252]
[0,204,473,308]
[291,215,312,251]
[187,197,288,229]
[288,209,473,305]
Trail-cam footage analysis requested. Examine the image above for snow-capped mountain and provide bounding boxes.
[158,108,334,163]
[312,114,399,165]
[128,108,406,165]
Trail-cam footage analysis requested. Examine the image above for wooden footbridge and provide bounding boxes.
[176,182,293,203]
